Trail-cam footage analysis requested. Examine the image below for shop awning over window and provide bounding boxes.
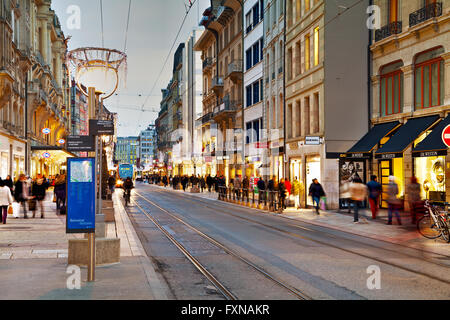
[375,115,440,159]
[413,115,450,157]
[344,121,401,158]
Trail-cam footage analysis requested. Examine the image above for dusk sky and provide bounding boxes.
[52,0,210,137]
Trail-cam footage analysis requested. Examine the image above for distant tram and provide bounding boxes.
[116,163,134,187]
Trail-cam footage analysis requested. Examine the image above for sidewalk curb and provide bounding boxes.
[113,191,172,299]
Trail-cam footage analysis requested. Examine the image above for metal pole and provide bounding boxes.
[97,97,104,216]
[87,232,95,281]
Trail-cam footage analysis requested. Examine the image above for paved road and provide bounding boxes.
[125,183,450,300]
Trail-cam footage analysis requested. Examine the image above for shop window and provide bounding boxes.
[415,156,446,201]
[414,47,444,110]
[388,0,398,23]
[380,61,404,117]
[314,27,320,66]
[305,34,310,71]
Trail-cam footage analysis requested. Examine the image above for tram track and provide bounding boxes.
[131,192,312,300]
[140,186,450,286]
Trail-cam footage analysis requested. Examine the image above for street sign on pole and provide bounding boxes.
[442,124,450,148]
[89,119,115,136]
[67,135,95,152]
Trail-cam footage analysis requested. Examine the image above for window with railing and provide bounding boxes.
[414,47,444,110]
[410,1,442,27]
[380,61,404,117]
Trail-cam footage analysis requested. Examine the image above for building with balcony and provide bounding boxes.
[0,0,71,180]
[344,0,450,207]
[263,0,285,183]
[244,0,264,180]
[195,0,244,183]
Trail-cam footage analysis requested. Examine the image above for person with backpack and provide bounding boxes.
[367,175,382,220]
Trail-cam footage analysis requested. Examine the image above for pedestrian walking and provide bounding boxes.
[206,174,213,192]
[4,175,13,192]
[349,177,368,223]
[163,175,168,187]
[14,174,29,219]
[367,175,382,219]
[279,178,287,211]
[108,174,116,194]
[292,177,303,209]
[0,179,14,224]
[32,175,47,219]
[267,176,275,208]
[181,176,188,192]
[242,175,249,201]
[407,176,422,224]
[387,176,402,225]
[257,177,266,204]
[234,175,242,200]
[199,175,206,192]
[308,179,325,215]
[54,174,67,214]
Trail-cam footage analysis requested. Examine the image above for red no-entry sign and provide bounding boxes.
[442,125,450,148]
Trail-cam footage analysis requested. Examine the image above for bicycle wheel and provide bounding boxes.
[417,214,441,239]
[438,216,450,243]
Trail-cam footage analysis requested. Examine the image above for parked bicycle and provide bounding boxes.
[417,200,450,243]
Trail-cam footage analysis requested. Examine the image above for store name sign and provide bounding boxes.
[375,152,403,159]
[305,136,321,145]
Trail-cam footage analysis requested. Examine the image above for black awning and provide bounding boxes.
[413,115,450,157]
[345,121,401,156]
[375,115,440,159]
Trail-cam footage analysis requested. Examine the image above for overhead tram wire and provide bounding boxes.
[124,0,132,53]
[100,0,105,48]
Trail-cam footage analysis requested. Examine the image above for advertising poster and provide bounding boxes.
[339,159,366,209]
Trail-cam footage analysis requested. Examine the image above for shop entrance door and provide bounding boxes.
[379,160,392,209]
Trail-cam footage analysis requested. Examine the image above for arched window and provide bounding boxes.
[414,46,444,109]
[380,60,403,117]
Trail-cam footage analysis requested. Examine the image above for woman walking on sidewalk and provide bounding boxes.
[14,174,29,219]
[0,180,14,224]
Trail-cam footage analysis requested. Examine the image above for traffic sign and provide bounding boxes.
[42,152,51,158]
[58,139,66,145]
[442,125,450,148]
[42,128,51,135]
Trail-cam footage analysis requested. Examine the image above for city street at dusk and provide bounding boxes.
[0,0,450,311]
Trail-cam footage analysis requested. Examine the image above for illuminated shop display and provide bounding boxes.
[414,156,446,201]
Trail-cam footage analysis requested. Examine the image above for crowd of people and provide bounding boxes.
[144,172,429,225]
[0,173,66,224]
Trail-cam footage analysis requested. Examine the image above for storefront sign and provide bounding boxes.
[305,136,321,145]
[89,119,115,136]
[341,152,372,159]
[66,158,96,234]
[67,135,95,152]
[412,150,447,158]
[442,124,450,148]
[375,153,403,159]
[255,142,269,149]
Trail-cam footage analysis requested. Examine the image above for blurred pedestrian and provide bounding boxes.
[242,175,249,200]
[32,175,47,219]
[349,177,368,223]
[309,178,325,215]
[366,175,382,219]
[279,178,287,211]
[14,174,29,219]
[0,179,14,224]
[206,174,213,192]
[257,177,266,204]
[108,174,116,194]
[234,175,242,200]
[292,177,303,210]
[387,176,402,225]
[54,174,67,214]
[407,176,422,224]
[4,175,13,192]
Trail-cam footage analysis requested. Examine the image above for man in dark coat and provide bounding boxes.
[309,178,326,215]
[32,175,47,218]
[14,174,29,218]
[257,177,266,204]
[206,174,213,192]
